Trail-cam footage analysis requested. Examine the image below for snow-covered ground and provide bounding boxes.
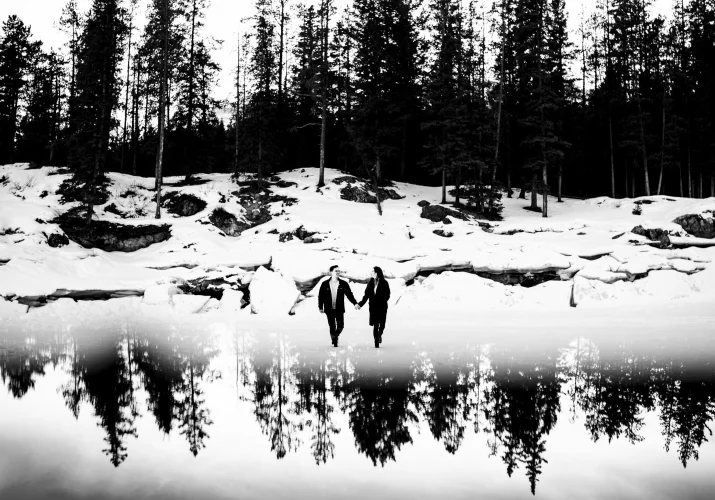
[1,163,715,330]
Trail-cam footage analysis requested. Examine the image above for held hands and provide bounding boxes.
[354,304,361,310]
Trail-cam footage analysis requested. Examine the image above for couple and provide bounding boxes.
[318,265,390,348]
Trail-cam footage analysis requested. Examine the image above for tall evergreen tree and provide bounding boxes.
[0,16,39,163]
[69,0,125,227]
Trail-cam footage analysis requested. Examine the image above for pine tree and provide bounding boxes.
[69,0,126,227]
[0,15,39,163]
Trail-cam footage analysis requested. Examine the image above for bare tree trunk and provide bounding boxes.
[184,0,198,180]
[687,142,692,197]
[366,159,382,216]
[609,115,616,197]
[441,160,447,205]
[637,94,650,196]
[490,0,506,212]
[657,84,666,195]
[155,0,169,219]
[455,166,461,205]
[120,2,134,173]
[557,161,563,202]
[400,116,407,179]
[318,0,329,188]
[132,59,139,176]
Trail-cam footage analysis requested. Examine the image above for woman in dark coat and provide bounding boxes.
[358,266,391,348]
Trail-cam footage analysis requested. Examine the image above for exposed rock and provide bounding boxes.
[332,175,360,185]
[17,288,144,308]
[340,181,404,203]
[476,270,561,287]
[274,180,298,189]
[442,217,452,225]
[631,225,671,247]
[240,200,272,226]
[104,203,124,217]
[178,276,249,301]
[420,204,469,223]
[303,236,323,244]
[165,193,207,217]
[417,200,430,207]
[340,185,377,203]
[673,213,715,239]
[279,225,317,242]
[209,208,249,236]
[60,219,171,252]
[46,233,70,248]
[433,229,453,238]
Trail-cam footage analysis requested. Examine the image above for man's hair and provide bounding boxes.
[329,265,339,272]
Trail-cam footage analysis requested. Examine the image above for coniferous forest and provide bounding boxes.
[0,0,713,220]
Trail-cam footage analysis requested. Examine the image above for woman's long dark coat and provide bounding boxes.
[359,278,391,326]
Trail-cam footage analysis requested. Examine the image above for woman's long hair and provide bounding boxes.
[373,266,385,282]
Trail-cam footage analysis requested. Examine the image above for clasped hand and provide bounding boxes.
[354,304,361,310]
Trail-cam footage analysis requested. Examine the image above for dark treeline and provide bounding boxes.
[0,0,714,217]
[3,330,715,493]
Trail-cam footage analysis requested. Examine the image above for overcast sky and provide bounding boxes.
[1,0,670,103]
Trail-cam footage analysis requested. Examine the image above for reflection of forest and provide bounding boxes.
[1,326,219,466]
[3,328,715,493]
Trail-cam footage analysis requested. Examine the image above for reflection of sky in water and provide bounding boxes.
[1,318,714,500]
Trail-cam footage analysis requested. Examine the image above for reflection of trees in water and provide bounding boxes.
[134,329,219,456]
[413,352,471,454]
[66,334,138,467]
[248,335,303,459]
[336,354,420,467]
[654,362,715,468]
[294,357,340,465]
[4,326,715,481]
[1,332,67,398]
[484,346,563,495]
[580,346,655,445]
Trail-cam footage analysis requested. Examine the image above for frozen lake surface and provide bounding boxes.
[1,303,714,499]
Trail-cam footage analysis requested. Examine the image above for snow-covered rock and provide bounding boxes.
[143,284,183,305]
[219,288,246,313]
[248,266,300,315]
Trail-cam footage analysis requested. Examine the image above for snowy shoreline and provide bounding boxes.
[2,163,715,323]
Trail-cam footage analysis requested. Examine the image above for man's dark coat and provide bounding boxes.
[318,278,358,313]
[359,278,391,326]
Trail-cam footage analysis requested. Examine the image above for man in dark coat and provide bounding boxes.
[358,266,391,348]
[318,265,359,347]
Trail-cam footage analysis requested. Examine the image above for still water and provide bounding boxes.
[1,313,714,500]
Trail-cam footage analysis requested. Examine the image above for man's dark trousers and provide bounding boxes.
[325,311,344,339]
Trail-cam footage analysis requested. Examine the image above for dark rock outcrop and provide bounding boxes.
[209,208,250,236]
[279,225,317,242]
[104,203,124,217]
[340,184,404,203]
[673,213,715,239]
[420,204,469,223]
[47,233,70,248]
[631,225,671,247]
[59,217,171,252]
[417,200,431,207]
[165,193,207,217]
[178,276,249,301]
[433,229,453,238]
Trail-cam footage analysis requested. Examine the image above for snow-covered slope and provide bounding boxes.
[1,163,714,321]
